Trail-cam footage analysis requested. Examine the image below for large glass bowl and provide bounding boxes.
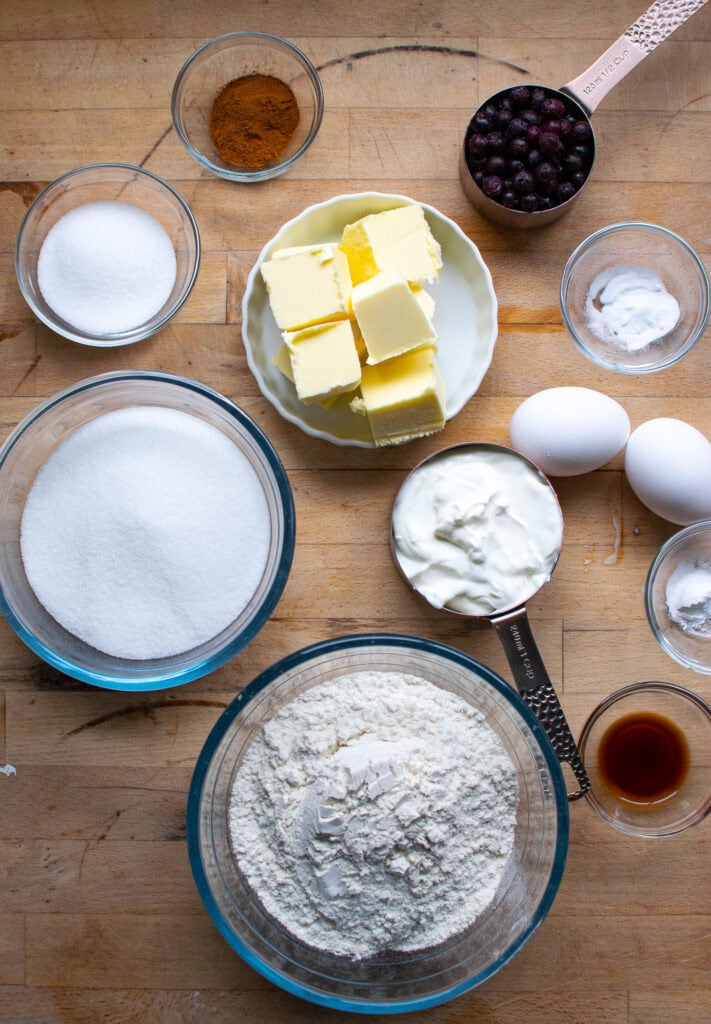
[0,371,295,691]
[15,163,200,347]
[187,634,569,1013]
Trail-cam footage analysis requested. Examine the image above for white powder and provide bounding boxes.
[584,263,680,351]
[20,406,271,660]
[665,559,711,637]
[229,671,518,958]
[38,200,177,335]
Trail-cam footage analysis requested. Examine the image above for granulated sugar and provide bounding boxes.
[37,200,177,335]
[20,406,271,660]
[229,671,518,959]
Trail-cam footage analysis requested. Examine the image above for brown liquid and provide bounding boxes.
[598,711,689,803]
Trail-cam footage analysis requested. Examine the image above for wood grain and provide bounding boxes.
[1,2,710,1022]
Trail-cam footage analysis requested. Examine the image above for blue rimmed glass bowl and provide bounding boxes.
[0,371,295,691]
[187,634,568,1013]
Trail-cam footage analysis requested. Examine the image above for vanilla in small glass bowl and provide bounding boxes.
[578,682,711,838]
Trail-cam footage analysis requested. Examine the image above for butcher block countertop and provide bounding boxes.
[1,1,710,1022]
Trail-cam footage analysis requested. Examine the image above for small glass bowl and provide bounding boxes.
[171,32,323,182]
[15,163,200,347]
[645,520,711,674]
[560,222,710,374]
[0,371,295,691]
[578,682,711,838]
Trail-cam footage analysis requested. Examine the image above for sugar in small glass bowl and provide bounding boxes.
[0,371,295,691]
[645,520,711,675]
[171,31,324,183]
[578,682,711,838]
[15,163,200,347]
[560,222,710,374]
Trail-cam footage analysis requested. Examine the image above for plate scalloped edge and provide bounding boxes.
[241,191,498,448]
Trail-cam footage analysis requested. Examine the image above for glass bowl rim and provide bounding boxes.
[186,632,570,1013]
[0,369,296,691]
[14,162,201,347]
[578,679,711,837]
[559,220,711,375]
[171,30,325,183]
[644,519,711,674]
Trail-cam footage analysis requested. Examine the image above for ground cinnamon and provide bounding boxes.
[209,74,300,169]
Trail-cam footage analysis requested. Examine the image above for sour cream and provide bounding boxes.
[584,263,680,351]
[391,447,563,616]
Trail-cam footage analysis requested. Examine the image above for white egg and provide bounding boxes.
[624,418,711,525]
[509,387,630,477]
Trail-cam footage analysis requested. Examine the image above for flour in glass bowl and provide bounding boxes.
[229,671,519,959]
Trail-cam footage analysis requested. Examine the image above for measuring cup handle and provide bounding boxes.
[561,0,708,115]
[491,607,590,802]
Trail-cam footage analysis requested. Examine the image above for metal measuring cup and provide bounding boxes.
[460,0,708,228]
[391,442,590,801]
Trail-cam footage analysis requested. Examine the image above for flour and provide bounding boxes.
[228,671,518,959]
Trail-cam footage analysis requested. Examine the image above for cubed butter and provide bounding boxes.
[271,344,294,381]
[354,347,446,446]
[283,320,361,404]
[352,270,438,365]
[261,244,352,331]
[341,204,443,286]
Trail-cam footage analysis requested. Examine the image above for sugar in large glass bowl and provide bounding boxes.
[0,372,295,691]
[560,222,710,374]
[172,32,323,182]
[15,163,200,347]
[187,634,569,1013]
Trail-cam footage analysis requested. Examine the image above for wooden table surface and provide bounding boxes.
[1,2,710,1022]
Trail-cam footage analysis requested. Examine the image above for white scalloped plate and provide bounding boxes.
[242,192,498,447]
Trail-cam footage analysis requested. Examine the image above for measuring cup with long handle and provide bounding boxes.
[391,443,590,802]
[460,0,709,227]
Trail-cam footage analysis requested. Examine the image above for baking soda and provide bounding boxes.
[37,200,177,335]
[20,406,271,660]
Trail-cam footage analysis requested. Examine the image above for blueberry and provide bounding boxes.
[487,131,505,153]
[564,152,583,173]
[530,87,546,109]
[507,135,529,158]
[526,124,542,146]
[535,161,558,190]
[572,120,592,141]
[500,190,518,208]
[555,181,576,203]
[512,169,535,194]
[539,131,563,156]
[486,154,507,175]
[574,144,592,164]
[571,171,588,189]
[482,174,504,198]
[468,132,489,155]
[495,107,513,128]
[541,96,566,119]
[473,111,491,132]
[507,117,528,137]
[509,85,531,105]
[527,148,542,168]
[473,170,484,187]
[508,159,525,174]
[520,192,541,211]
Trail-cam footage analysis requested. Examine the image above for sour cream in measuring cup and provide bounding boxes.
[391,446,563,616]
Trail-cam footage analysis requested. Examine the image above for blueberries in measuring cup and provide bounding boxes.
[464,85,594,214]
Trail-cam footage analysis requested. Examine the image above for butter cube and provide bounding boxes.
[341,204,443,286]
[261,244,352,331]
[354,347,446,446]
[352,270,438,365]
[271,344,294,381]
[283,320,361,404]
[410,284,435,321]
